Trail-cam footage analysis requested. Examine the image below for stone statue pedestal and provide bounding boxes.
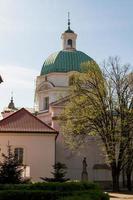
[81,157,88,181]
[81,171,88,181]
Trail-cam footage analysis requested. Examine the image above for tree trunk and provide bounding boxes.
[111,165,120,191]
[126,171,132,191]
[122,169,126,188]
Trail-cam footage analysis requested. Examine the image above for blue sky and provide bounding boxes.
[0,0,133,112]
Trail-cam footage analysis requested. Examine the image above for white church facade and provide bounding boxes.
[0,19,112,185]
[34,19,112,184]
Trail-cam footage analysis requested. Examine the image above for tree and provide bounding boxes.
[124,140,133,191]
[0,143,23,184]
[123,72,133,191]
[41,162,69,182]
[60,58,133,191]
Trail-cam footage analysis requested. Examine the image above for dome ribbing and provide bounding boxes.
[41,50,94,75]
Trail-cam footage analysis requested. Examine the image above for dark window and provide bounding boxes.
[67,39,72,47]
[44,97,49,110]
[14,148,24,164]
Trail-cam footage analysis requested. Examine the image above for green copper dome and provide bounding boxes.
[41,50,94,75]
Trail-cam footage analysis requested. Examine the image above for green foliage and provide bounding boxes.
[0,181,99,191]
[0,182,109,200]
[0,190,109,200]
[60,191,109,200]
[52,162,68,181]
[41,162,69,182]
[60,61,106,149]
[31,181,100,191]
[60,195,91,200]
[0,190,60,200]
[60,57,133,191]
[0,144,23,184]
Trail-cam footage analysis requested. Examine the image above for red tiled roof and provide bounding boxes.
[0,108,57,134]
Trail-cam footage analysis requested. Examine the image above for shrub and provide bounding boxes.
[60,194,91,200]
[41,162,69,182]
[0,190,59,200]
[0,182,109,200]
[60,190,109,200]
[0,182,99,191]
[0,190,109,200]
[0,144,24,184]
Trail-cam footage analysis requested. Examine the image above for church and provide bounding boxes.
[0,18,112,185]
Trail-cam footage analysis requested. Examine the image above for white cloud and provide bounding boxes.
[0,65,38,89]
[0,65,38,112]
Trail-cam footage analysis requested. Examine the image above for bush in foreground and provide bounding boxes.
[0,181,99,191]
[0,144,23,184]
[41,162,69,182]
[0,182,109,200]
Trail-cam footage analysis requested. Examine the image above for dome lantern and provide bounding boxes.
[61,13,77,51]
[40,15,97,75]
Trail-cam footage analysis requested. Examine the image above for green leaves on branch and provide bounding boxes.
[59,57,133,191]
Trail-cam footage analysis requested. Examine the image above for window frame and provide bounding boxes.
[43,96,49,110]
[14,147,24,165]
[67,39,72,47]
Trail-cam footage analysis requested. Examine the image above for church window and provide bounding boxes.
[14,148,24,165]
[44,96,49,110]
[67,39,72,47]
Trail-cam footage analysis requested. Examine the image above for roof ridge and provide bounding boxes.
[23,108,57,132]
[0,107,23,123]
[0,108,57,133]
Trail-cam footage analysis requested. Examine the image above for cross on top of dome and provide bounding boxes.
[65,12,74,33]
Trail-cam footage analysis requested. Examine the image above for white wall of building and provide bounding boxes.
[0,133,56,182]
[35,73,70,112]
[56,133,112,181]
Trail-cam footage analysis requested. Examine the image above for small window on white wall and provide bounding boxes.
[43,96,49,110]
[14,148,24,165]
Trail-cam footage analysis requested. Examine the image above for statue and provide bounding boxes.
[81,157,88,181]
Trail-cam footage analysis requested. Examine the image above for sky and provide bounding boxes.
[0,0,133,112]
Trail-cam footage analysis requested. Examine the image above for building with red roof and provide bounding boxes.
[0,108,58,181]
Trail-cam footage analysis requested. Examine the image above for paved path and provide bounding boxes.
[109,192,133,200]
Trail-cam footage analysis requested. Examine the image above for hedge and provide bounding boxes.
[0,190,109,200]
[0,182,109,200]
[0,182,99,191]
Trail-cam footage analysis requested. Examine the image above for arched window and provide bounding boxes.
[67,39,72,47]
[14,148,24,164]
